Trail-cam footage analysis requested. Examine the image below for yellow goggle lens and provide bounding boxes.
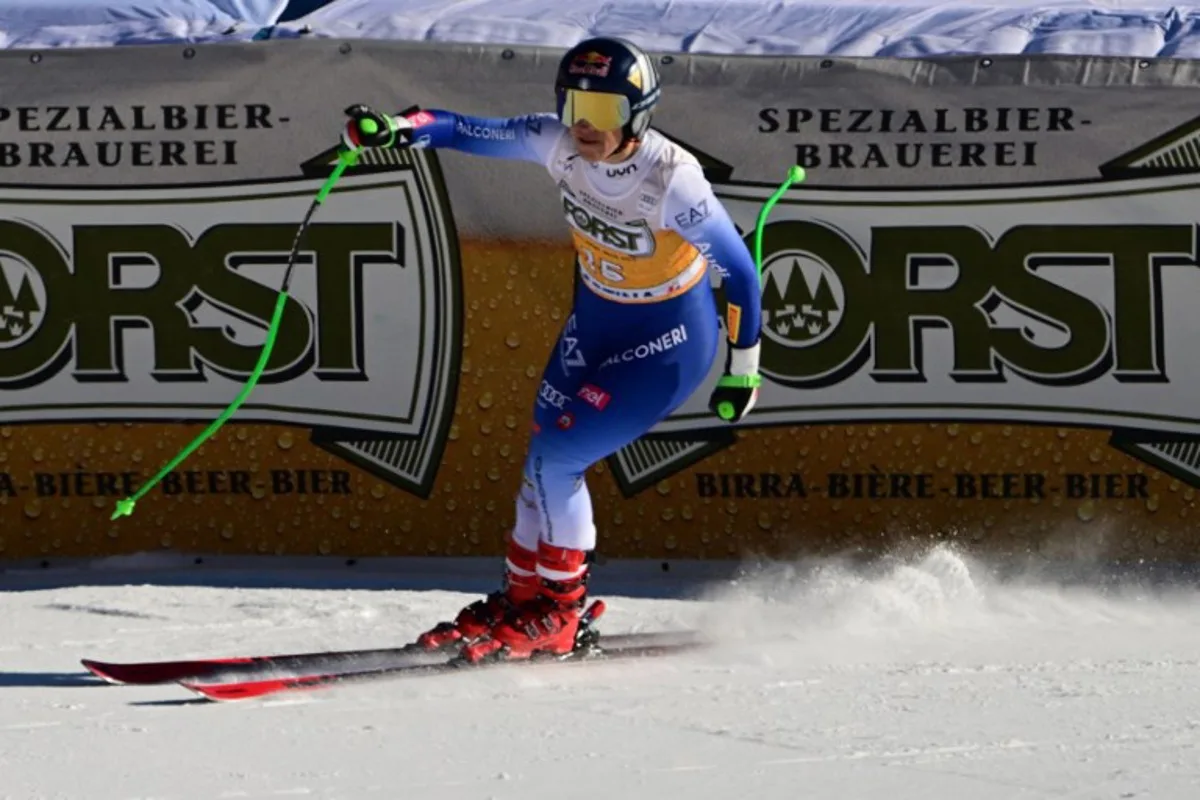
[558,89,631,131]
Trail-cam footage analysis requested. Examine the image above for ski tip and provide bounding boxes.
[179,681,244,702]
[179,673,330,703]
[80,659,121,684]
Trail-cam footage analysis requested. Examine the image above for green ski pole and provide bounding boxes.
[755,165,806,277]
[111,147,362,521]
[716,164,807,422]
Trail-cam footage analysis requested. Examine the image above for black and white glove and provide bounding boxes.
[708,341,762,423]
[340,104,415,152]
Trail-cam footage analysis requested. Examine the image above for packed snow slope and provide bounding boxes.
[2,545,1200,799]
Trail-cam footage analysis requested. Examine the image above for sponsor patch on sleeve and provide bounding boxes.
[726,302,743,342]
[406,110,436,127]
[673,199,711,229]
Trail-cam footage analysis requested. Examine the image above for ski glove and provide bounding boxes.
[340,104,414,152]
[708,341,762,423]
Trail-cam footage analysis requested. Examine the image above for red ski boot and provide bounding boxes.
[415,536,539,652]
[461,543,592,663]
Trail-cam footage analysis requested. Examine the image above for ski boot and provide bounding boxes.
[461,543,603,663]
[415,537,539,653]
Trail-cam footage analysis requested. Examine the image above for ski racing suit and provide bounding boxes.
[401,109,762,572]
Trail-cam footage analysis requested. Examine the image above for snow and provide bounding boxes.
[4,545,1200,798]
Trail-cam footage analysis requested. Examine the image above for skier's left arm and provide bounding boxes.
[664,166,763,424]
[338,104,564,167]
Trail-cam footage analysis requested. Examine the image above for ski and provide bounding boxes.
[81,599,703,688]
[180,632,706,703]
[81,643,445,686]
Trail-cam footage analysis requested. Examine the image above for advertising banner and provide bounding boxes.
[3,41,1200,562]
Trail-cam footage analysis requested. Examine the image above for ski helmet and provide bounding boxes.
[555,37,661,143]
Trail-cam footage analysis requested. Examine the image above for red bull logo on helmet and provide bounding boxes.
[569,51,612,77]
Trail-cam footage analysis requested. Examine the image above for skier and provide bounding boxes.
[339,36,764,663]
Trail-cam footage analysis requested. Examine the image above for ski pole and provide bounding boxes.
[715,165,807,422]
[754,165,806,277]
[111,147,362,521]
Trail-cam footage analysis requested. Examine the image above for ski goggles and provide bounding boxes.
[556,87,632,131]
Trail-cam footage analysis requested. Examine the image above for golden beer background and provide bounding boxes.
[1,240,1193,563]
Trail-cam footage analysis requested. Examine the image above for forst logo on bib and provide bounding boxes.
[562,195,653,256]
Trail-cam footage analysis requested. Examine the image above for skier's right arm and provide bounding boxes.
[341,104,564,168]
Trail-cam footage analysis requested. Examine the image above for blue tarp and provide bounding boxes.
[0,1,289,46]
[267,0,1200,58]
[5,0,1200,56]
